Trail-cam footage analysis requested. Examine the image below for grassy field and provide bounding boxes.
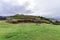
[0,21,60,40]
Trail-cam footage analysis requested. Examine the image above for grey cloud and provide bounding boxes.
[0,0,32,16]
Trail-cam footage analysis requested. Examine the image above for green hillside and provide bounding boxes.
[0,21,60,40]
[6,14,60,25]
[7,14,50,21]
[6,14,52,24]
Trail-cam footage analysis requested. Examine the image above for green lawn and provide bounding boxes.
[0,21,60,40]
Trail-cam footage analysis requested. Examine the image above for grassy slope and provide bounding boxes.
[0,21,60,40]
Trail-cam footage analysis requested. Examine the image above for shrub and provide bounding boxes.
[52,21,60,25]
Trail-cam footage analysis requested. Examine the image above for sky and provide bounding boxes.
[0,0,60,18]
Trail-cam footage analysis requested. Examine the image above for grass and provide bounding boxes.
[0,21,60,40]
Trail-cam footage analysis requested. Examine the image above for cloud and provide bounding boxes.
[0,0,60,18]
[0,0,33,16]
[31,0,60,18]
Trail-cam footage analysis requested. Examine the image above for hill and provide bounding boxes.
[6,14,51,24]
[0,14,60,25]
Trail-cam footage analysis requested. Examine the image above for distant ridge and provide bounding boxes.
[47,18,60,21]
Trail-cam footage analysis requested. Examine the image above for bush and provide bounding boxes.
[52,21,60,25]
